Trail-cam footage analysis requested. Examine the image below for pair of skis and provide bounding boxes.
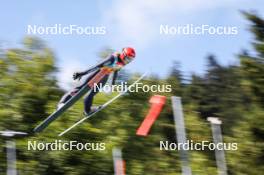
[34,69,147,136]
[58,72,147,136]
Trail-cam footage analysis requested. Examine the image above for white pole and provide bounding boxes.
[207,117,228,175]
[171,96,192,175]
[0,130,27,175]
[6,140,17,175]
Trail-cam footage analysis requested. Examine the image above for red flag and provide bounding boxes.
[136,95,166,136]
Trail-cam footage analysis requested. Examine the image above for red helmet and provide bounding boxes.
[120,47,135,64]
[122,47,136,59]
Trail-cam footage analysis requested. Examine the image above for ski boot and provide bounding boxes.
[83,106,102,116]
[57,88,80,110]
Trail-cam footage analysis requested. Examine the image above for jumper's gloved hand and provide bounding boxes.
[73,72,82,80]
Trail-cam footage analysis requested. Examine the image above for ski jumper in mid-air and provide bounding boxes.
[57,47,136,115]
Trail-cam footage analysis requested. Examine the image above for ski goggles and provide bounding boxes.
[123,56,132,64]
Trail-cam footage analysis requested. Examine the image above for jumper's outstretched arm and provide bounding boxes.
[79,56,114,76]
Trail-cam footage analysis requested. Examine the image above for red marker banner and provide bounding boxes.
[115,160,126,175]
[136,95,166,136]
